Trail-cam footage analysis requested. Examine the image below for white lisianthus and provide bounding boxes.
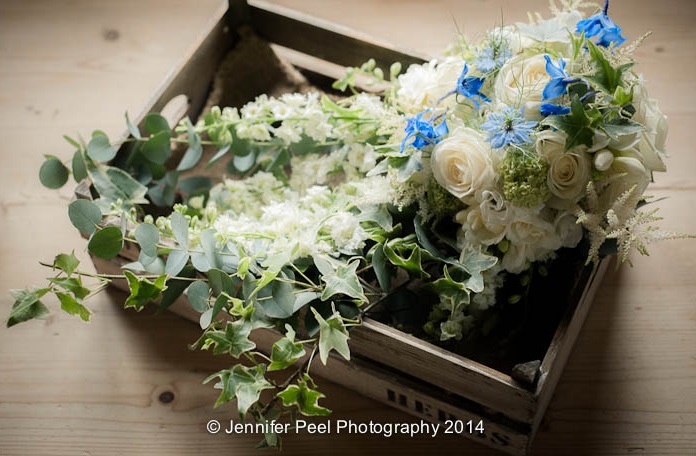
[494,53,553,120]
[430,127,498,205]
[629,81,668,173]
[456,190,508,246]
[554,210,583,249]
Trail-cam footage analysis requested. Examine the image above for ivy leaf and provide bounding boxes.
[52,251,80,276]
[134,223,159,266]
[229,365,274,418]
[457,243,498,293]
[6,288,51,327]
[268,325,306,371]
[311,307,350,364]
[542,95,595,150]
[383,241,429,278]
[319,259,367,303]
[86,133,117,162]
[585,40,634,94]
[293,291,321,313]
[48,277,90,300]
[123,270,167,311]
[39,155,70,189]
[187,280,210,313]
[601,118,644,141]
[277,375,331,416]
[371,245,391,292]
[177,118,203,171]
[204,320,256,357]
[88,226,123,259]
[55,292,91,322]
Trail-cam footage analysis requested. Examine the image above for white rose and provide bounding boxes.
[599,156,651,211]
[555,210,583,249]
[455,190,508,246]
[629,82,668,172]
[494,54,552,120]
[430,127,497,204]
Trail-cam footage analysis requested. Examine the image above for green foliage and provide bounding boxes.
[7,288,51,327]
[268,325,306,371]
[585,39,634,94]
[53,252,80,276]
[55,292,91,322]
[68,199,102,236]
[278,374,331,416]
[123,271,167,311]
[134,223,159,266]
[39,155,69,189]
[543,95,598,150]
[203,320,256,358]
[311,307,350,364]
[205,365,274,418]
[87,226,123,259]
[177,118,203,171]
[86,133,116,163]
[187,280,211,313]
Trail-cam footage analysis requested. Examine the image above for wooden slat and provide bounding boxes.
[247,0,429,72]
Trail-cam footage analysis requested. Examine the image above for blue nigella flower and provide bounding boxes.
[540,103,571,116]
[542,56,580,101]
[475,43,512,73]
[481,106,538,149]
[576,0,627,47]
[400,110,449,154]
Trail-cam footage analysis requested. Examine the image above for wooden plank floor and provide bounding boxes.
[1,1,694,454]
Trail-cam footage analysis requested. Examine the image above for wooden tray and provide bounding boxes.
[79,1,611,454]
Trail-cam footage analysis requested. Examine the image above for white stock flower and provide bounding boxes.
[516,11,582,53]
[430,127,497,205]
[494,53,553,120]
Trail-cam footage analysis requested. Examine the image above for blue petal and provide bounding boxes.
[540,103,571,116]
[542,78,568,101]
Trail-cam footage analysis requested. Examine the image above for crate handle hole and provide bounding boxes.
[159,94,190,128]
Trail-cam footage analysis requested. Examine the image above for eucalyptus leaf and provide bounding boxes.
[71,150,88,182]
[144,113,170,135]
[200,229,220,270]
[86,159,148,207]
[207,268,235,296]
[68,199,102,236]
[187,280,211,313]
[233,152,256,173]
[178,176,212,200]
[134,223,159,266]
[87,134,116,162]
[165,249,189,276]
[170,212,189,250]
[125,112,141,139]
[147,171,178,207]
[87,226,123,259]
[177,118,203,171]
[141,130,171,164]
[39,156,69,189]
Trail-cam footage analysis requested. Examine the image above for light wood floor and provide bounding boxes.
[1,1,694,455]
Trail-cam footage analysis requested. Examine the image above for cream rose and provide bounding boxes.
[494,54,553,120]
[430,128,497,204]
[397,57,464,114]
[535,130,591,204]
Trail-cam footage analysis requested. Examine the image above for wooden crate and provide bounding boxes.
[80,1,611,454]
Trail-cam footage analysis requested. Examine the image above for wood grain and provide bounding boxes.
[1,1,695,455]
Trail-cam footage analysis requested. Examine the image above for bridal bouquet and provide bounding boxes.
[9,0,689,444]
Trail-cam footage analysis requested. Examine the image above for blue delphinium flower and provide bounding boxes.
[542,56,579,101]
[452,63,491,109]
[400,110,449,154]
[481,106,538,149]
[576,0,627,47]
[475,43,512,73]
[540,103,571,116]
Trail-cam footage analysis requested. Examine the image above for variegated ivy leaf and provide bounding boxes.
[203,320,255,358]
[123,271,167,311]
[311,307,350,364]
[315,256,367,303]
[277,374,331,416]
[268,325,306,371]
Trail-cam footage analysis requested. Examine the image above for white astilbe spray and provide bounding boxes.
[576,181,694,265]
